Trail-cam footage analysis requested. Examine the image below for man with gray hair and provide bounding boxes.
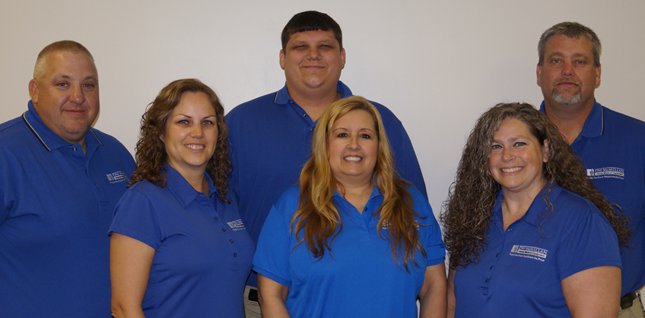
[0,40,134,317]
[537,22,645,317]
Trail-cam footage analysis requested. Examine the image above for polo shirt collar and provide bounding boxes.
[493,183,563,227]
[274,80,354,105]
[22,100,102,152]
[164,163,217,208]
[539,100,604,139]
[333,182,382,200]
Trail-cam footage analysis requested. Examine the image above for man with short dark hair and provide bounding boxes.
[0,40,135,317]
[226,11,427,317]
[537,22,645,317]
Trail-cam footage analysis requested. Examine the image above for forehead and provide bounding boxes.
[173,91,216,113]
[41,50,97,78]
[333,109,375,128]
[493,118,534,138]
[544,34,594,56]
[287,29,338,44]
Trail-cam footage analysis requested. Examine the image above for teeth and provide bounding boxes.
[502,167,521,173]
[344,156,361,162]
[186,144,205,150]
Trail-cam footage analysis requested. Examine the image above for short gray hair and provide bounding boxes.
[537,22,601,67]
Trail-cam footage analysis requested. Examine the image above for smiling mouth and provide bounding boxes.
[186,144,205,150]
[501,167,521,173]
[344,156,362,162]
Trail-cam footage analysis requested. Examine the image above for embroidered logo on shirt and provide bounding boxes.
[227,219,246,231]
[509,245,548,262]
[586,167,625,180]
[106,170,127,184]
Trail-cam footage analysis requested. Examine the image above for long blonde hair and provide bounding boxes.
[291,96,425,268]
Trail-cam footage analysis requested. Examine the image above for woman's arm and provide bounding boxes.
[562,266,621,318]
[258,274,290,318]
[110,233,155,318]
[447,269,456,318]
[418,263,447,318]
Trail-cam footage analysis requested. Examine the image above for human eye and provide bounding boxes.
[335,131,349,138]
[549,57,562,65]
[176,119,190,126]
[573,58,588,66]
[55,81,70,89]
[82,82,97,90]
[513,141,527,147]
[201,119,215,126]
[490,143,502,150]
[360,132,373,140]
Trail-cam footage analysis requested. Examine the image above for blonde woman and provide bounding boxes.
[253,96,446,318]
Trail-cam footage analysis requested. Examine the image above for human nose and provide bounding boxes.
[190,123,204,138]
[307,47,321,60]
[69,84,85,104]
[561,61,574,75]
[501,147,514,161]
[347,135,360,149]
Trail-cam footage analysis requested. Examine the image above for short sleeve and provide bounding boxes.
[557,203,621,280]
[409,187,446,266]
[108,187,163,250]
[252,188,299,286]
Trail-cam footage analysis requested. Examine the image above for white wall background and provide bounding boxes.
[1,0,644,225]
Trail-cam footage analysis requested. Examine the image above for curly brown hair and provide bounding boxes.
[441,102,629,269]
[128,78,231,202]
[292,96,425,270]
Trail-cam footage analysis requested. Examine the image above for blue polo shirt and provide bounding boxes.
[454,184,621,318]
[226,81,427,286]
[541,101,645,296]
[109,164,254,318]
[0,101,134,317]
[253,186,445,318]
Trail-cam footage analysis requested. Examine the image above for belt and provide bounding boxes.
[248,288,259,302]
[621,291,638,310]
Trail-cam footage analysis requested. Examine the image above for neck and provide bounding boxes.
[287,85,340,121]
[174,166,208,194]
[501,181,546,230]
[543,99,594,144]
[338,179,373,213]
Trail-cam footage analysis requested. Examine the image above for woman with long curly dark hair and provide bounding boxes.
[253,96,446,318]
[109,79,253,318]
[443,102,628,318]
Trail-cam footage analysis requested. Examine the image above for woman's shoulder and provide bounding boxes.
[405,185,434,218]
[269,186,302,217]
[550,186,602,218]
[546,185,613,233]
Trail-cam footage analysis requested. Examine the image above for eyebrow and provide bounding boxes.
[55,74,98,81]
[172,114,216,119]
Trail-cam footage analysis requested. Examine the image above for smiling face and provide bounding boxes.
[488,118,549,197]
[161,91,218,178]
[29,50,99,145]
[327,109,378,187]
[537,34,601,112]
[280,30,345,95]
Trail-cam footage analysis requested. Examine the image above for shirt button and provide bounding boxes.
[233,253,238,257]
[229,239,234,244]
